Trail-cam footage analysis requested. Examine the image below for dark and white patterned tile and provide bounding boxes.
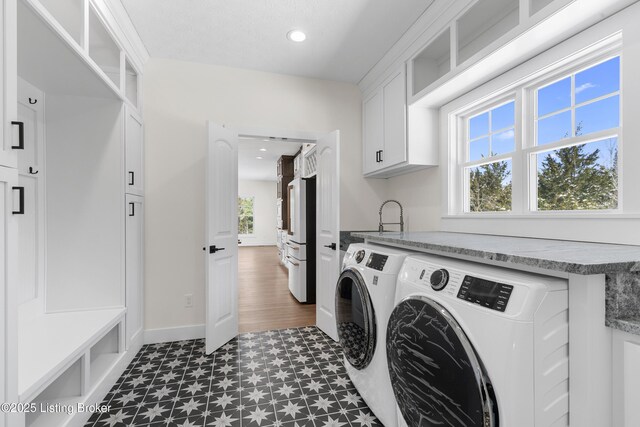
[84,326,383,427]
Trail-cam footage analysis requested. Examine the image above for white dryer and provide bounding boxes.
[388,254,570,427]
[336,243,411,427]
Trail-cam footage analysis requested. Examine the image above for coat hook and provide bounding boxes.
[28,98,37,104]
[28,167,38,174]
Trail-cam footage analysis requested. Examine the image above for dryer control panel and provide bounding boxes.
[457,276,513,312]
[366,253,388,271]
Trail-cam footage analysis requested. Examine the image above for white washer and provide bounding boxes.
[388,254,570,427]
[336,243,411,427]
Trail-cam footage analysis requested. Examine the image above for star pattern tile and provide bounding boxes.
[84,326,383,426]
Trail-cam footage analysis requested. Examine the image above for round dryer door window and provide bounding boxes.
[386,297,498,427]
[335,268,376,370]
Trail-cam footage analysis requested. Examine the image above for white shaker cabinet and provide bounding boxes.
[362,65,438,178]
[612,329,640,427]
[1,0,17,170]
[125,107,144,195]
[125,194,144,348]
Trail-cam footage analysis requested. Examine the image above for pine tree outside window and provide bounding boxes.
[238,196,255,235]
[463,100,515,212]
[531,56,620,211]
[456,52,621,215]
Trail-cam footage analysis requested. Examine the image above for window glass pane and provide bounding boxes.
[575,95,619,136]
[491,129,515,155]
[536,138,618,211]
[469,112,489,140]
[537,77,571,117]
[238,197,255,234]
[469,137,490,161]
[575,57,620,104]
[537,110,571,145]
[491,101,515,131]
[467,160,512,212]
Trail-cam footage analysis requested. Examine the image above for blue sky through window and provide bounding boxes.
[536,56,620,145]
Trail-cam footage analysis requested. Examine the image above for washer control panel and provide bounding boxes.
[366,253,388,271]
[457,276,514,312]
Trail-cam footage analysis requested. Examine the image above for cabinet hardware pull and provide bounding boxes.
[11,121,24,150]
[28,167,38,175]
[323,243,337,250]
[128,171,135,186]
[12,187,25,215]
[209,245,225,254]
[379,150,383,162]
[28,98,37,105]
[375,150,379,163]
[129,202,135,216]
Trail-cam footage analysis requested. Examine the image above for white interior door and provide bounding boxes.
[206,122,239,354]
[316,130,340,341]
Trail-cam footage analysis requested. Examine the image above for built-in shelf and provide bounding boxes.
[24,359,82,427]
[88,5,121,88]
[457,0,520,65]
[410,28,451,97]
[36,0,83,46]
[125,58,139,107]
[89,326,120,389]
[17,1,118,99]
[18,308,125,402]
[531,0,555,16]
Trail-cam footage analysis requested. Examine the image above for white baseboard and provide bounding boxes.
[143,324,205,344]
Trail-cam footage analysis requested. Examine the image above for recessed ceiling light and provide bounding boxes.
[287,30,306,43]
[260,148,267,152]
[256,156,263,160]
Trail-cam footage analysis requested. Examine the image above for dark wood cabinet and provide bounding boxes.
[277,155,295,230]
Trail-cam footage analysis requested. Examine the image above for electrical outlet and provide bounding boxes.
[185,294,193,308]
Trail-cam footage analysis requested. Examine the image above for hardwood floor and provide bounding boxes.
[238,245,316,333]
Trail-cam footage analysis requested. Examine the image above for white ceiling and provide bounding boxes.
[121,0,434,82]
[238,137,303,182]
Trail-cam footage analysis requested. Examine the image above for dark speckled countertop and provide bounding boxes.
[351,231,640,275]
[351,231,640,336]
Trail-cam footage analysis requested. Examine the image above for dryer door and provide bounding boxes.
[387,296,498,427]
[335,268,376,370]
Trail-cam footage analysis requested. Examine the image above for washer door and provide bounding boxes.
[386,296,498,427]
[335,268,376,370]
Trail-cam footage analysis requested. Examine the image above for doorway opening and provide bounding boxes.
[237,134,316,333]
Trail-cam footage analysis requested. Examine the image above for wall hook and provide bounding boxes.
[28,167,38,174]
[28,98,37,104]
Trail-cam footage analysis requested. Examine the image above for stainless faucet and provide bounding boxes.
[378,200,404,232]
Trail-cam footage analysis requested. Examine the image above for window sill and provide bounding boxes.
[443,212,640,220]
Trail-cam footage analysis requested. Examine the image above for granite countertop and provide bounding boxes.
[351,231,640,275]
[351,231,640,336]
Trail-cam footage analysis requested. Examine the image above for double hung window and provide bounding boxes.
[457,54,621,214]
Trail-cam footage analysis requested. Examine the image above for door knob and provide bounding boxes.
[209,245,225,254]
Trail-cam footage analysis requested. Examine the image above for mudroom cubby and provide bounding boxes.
[21,317,125,427]
[2,0,147,425]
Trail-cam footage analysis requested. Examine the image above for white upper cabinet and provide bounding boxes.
[1,0,18,170]
[125,58,139,108]
[125,106,144,195]
[362,66,438,178]
[362,90,383,175]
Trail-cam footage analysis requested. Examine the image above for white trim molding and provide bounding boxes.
[144,324,205,345]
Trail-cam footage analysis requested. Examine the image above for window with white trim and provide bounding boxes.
[456,53,621,214]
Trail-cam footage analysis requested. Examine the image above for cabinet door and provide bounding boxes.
[362,90,383,174]
[382,67,407,168]
[125,195,144,347]
[0,166,19,427]
[17,78,44,305]
[1,0,18,169]
[613,330,640,427]
[125,107,143,195]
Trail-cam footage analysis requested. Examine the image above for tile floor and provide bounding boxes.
[85,326,383,427]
